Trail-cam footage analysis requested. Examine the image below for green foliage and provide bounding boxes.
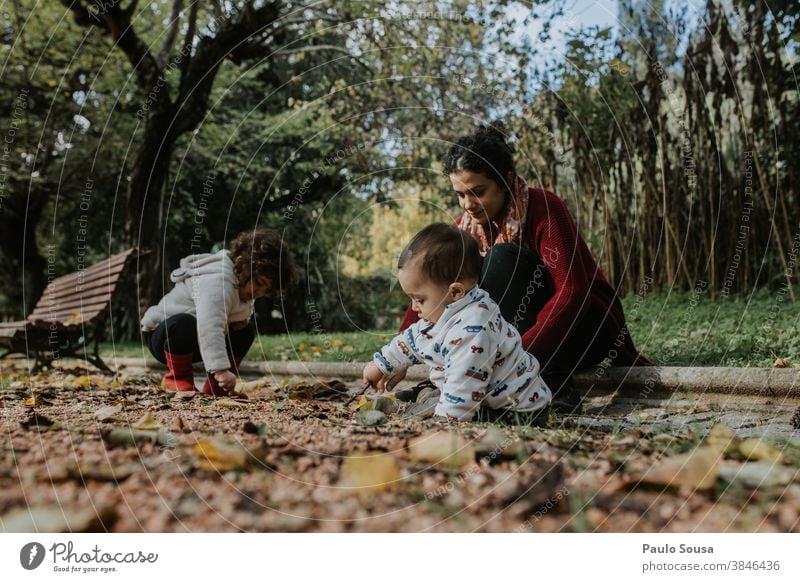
[622,287,800,367]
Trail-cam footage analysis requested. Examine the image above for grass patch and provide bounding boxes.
[102,287,800,366]
[621,287,800,367]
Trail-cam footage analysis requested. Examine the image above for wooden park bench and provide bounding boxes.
[0,248,141,372]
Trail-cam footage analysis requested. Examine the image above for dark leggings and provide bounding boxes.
[479,243,609,373]
[146,313,256,365]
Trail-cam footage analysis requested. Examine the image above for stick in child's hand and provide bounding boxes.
[345,382,372,406]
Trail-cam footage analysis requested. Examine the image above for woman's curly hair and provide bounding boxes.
[229,229,296,298]
[442,121,516,189]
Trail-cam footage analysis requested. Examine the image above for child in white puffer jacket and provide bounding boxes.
[141,229,294,396]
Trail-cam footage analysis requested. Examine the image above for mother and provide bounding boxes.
[399,123,650,413]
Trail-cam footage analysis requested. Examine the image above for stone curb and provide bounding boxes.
[111,357,800,399]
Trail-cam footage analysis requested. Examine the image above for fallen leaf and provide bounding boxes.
[95,405,122,422]
[20,412,58,432]
[475,426,526,462]
[373,395,401,415]
[704,423,740,454]
[132,412,161,431]
[408,432,475,468]
[339,451,401,494]
[355,409,386,427]
[216,398,248,409]
[718,462,796,489]
[67,462,138,482]
[353,395,374,411]
[243,421,268,435]
[739,438,784,463]
[73,375,93,389]
[24,396,44,407]
[0,505,116,532]
[169,414,188,433]
[634,446,722,491]
[193,439,253,471]
[102,428,177,448]
[774,358,791,368]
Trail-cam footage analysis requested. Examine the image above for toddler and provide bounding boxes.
[363,223,552,421]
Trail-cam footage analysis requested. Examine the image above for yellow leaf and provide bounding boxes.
[73,376,93,389]
[408,432,475,468]
[193,439,250,471]
[24,396,44,407]
[704,423,739,454]
[636,446,722,490]
[353,395,374,411]
[131,412,161,431]
[739,438,784,463]
[339,451,400,494]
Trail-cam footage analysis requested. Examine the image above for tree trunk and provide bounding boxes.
[125,101,177,314]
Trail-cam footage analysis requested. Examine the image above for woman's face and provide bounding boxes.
[449,169,510,225]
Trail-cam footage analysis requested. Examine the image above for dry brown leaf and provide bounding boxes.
[216,398,248,409]
[95,405,122,422]
[408,432,475,468]
[475,426,526,461]
[169,414,188,433]
[20,412,57,432]
[635,446,722,491]
[193,439,251,471]
[704,422,740,454]
[67,462,138,482]
[102,428,177,448]
[132,412,161,431]
[0,505,116,532]
[739,438,784,463]
[339,451,401,494]
[718,461,796,489]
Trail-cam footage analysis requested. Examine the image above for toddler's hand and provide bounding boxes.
[362,362,386,392]
[383,367,407,391]
[214,370,237,392]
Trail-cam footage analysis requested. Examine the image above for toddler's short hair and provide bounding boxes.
[229,229,296,297]
[398,223,481,286]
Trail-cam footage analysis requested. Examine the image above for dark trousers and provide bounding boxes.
[479,243,608,375]
[146,313,256,365]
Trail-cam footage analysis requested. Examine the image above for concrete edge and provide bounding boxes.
[110,357,800,399]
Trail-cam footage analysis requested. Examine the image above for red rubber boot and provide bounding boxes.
[201,355,247,398]
[162,351,195,392]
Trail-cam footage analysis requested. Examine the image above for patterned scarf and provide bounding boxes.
[457,174,530,255]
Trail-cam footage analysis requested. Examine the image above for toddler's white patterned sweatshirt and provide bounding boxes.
[374,286,552,420]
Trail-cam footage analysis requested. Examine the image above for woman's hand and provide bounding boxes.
[213,370,237,392]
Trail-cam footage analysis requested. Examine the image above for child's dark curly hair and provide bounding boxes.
[229,229,296,298]
[442,121,516,189]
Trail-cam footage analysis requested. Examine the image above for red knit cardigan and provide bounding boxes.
[399,187,651,367]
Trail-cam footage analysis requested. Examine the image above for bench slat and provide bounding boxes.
[39,279,119,303]
[29,306,108,324]
[45,250,133,289]
[29,293,114,319]
[41,261,128,297]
